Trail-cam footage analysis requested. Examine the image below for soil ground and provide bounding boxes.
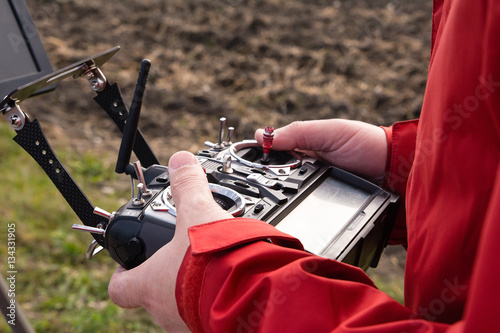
[24,0,432,162]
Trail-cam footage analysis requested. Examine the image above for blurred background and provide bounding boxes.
[1,0,432,331]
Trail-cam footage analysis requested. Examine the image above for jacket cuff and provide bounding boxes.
[187,218,304,255]
[381,119,419,247]
[381,119,419,196]
[176,218,304,331]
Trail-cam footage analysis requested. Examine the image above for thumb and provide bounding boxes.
[168,151,232,228]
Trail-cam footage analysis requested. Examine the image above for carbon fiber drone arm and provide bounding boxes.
[93,83,159,168]
[13,117,107,245]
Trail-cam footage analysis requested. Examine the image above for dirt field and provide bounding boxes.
[24,0,432,162]
[16,0,433,322]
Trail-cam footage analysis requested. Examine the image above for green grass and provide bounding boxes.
[0,122,162,332]
[368,273,405,305]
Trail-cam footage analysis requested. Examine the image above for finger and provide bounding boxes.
[168,151,213,208]
[256,120,387,182]
[255,120,341,152]
[108,266,144,308]
[168,151,232,227]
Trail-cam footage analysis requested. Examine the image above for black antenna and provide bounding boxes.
[115,59,151,174]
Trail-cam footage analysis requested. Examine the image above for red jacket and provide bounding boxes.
[176,0,500,331]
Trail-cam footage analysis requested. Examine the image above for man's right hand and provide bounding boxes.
[255,119,388,184]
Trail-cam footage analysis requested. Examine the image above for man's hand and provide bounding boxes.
[108,151,232,331]
[255,119,388,184]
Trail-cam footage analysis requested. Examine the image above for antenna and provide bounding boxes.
[115,59,151,174]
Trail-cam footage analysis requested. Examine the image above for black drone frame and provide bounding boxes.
[0,46,160,332]
[1,47,158,244]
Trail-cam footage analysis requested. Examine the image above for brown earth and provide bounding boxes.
[24,0,432,163]
[21,0,433,303]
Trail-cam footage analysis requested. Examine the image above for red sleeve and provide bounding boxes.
[381,119,418,247]
[461,3,500,329]
[460,165,500,332]
[176,218,451,333]
[175,164,500,332]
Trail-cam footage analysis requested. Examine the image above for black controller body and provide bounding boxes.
[105,141,398,270]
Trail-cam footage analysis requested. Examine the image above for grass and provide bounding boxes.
[368,270,405,305]
[0,122,162,332]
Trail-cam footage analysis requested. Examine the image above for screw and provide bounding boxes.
[90,78,106,92]
[9,115,22,128]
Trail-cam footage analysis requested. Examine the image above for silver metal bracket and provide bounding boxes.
[86,239,105,260]
[81,64,107,92]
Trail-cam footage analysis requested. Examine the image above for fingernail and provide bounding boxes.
[254,128,264,140]
[168,151,199,171]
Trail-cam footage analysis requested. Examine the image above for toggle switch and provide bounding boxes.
[225,126,234,146]
[133,161,151,197]
[72,224,106,235]
[133,183,146,206]
[204,117,228,149]
[93,206,112,220]
[217,117,226,148]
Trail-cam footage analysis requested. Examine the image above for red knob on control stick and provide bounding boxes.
[261,126,274,164]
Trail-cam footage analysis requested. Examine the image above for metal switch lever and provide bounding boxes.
[133,183,146,206]
[93,206,112,219]
[217,117,226,148]
[204,117,227,149]
[72,224,106,235]
[133,161,151,196]
[225,126,234,146]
